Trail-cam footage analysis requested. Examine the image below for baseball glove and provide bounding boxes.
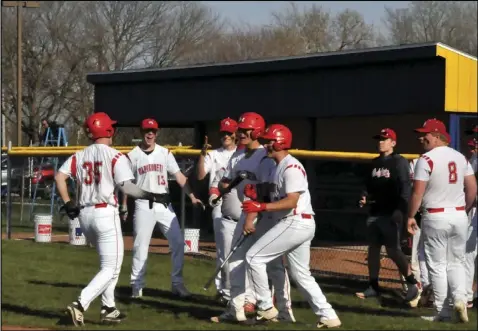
[63,201,80,220]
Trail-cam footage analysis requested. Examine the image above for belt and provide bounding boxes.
[282,213,313,220]
[223,216,239,222]
[426,206,465,213]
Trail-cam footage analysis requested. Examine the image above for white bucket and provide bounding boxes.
[69,218,86,246]
[184,228,200,253]
[34,214,52,243]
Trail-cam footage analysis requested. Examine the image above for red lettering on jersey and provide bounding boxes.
[71,155,77,178]
[422,155,434,174]
[138,163,164,175]
[285,164,306,177]
[83,161,103,185]
[111,153,122,180]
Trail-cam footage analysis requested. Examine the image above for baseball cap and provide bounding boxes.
[414,118,451,142]
[373,128,397,141]
[219,117,238,133]
[141,118,159,130]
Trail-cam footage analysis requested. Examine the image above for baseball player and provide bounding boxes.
[356,128,420,303]
[464,127,477,308]
[210,112,293,324]
[241,124,342,328]
[55,112,158,326]
[122,118,205,299]
[407,119,477,322]
[408,148,432,308]
[197,118,238,301]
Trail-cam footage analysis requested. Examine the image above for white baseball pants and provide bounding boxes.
[130,199,185,288]
[465,207,477,302]
[228,213,292,313]
[410,227,430,287]
[421,209,468,317]
[212,204,237,299]
[78,205,124,310]
[246,215,338,320]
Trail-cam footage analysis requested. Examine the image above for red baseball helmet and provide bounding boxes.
[237,112,265,140]
[220,117,238,133]
[262,124,292,151]
[84,112,117,140]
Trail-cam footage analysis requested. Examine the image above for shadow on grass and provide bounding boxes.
[27,280,225,322]
[291,276,415,317]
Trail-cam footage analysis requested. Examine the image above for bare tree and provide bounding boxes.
[383,1,477,55]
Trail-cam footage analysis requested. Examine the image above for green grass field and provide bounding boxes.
[1,239,476,330]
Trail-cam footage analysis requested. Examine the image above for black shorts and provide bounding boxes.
[366,215,402,249]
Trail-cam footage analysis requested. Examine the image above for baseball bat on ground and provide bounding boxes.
[203,231,251,291]
[211,171,249,205]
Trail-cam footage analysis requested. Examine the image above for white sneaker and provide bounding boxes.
[256,306,279,321]
[454,301,469,323]
[211,308,247,323]
[317,316,342,328]
[356,286,378,299]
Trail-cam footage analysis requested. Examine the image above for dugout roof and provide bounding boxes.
[87,42,477,126]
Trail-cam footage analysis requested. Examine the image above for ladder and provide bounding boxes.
[30,126,71,218]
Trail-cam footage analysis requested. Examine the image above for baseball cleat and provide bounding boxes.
[256,306,279,321]
[131,287,143,299]
[317,316,342,328]
[404,284,419,302]
[210,309,247,323]
[356,286,379,299]
[65,301,84,327]
[454,301,468,323]
[171,283,191,298]
[408,284,422,308]
[421,315,451,322]
[100,306,125,324]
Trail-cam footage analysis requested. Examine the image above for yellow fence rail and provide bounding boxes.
[2,146,420,160]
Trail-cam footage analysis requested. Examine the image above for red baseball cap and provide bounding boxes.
[373,128,397,141]
[141,118,159,130]
[219,117,238,133]
[414,118,451,142]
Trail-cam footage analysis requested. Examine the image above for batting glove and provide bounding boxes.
[242,200,267,213]
[63,201,80,220]
[208,194,221,208]
[244,184,258,200]
[119,205,128,219]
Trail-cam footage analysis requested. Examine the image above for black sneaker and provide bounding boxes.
[65,301,84,327]
[100,306,125,324]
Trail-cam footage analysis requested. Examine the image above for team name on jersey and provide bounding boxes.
[138,163,164,175]
[372,167,390,178]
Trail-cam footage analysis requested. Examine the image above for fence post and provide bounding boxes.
[180,158,186,232]
[6,141,12,239]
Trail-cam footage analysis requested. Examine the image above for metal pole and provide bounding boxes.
[16,4,23,146]
[180,158,186,231]
[6,141,12,239]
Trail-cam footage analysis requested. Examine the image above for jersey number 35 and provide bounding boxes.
[83,161,102,185]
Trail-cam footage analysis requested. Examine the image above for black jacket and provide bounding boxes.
[365,152,411,218]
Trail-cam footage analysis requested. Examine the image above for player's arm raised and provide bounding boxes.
[197,136,212,181]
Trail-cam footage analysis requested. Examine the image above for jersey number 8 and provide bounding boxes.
[83,161,102,185]
[158,175,166,186]
[448,161,457,184]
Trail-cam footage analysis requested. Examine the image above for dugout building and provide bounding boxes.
[87,42,477,243]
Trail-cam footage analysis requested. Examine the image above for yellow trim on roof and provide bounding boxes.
[436,43,477,113]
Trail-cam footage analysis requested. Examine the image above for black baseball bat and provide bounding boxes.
[211,171,248,205]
